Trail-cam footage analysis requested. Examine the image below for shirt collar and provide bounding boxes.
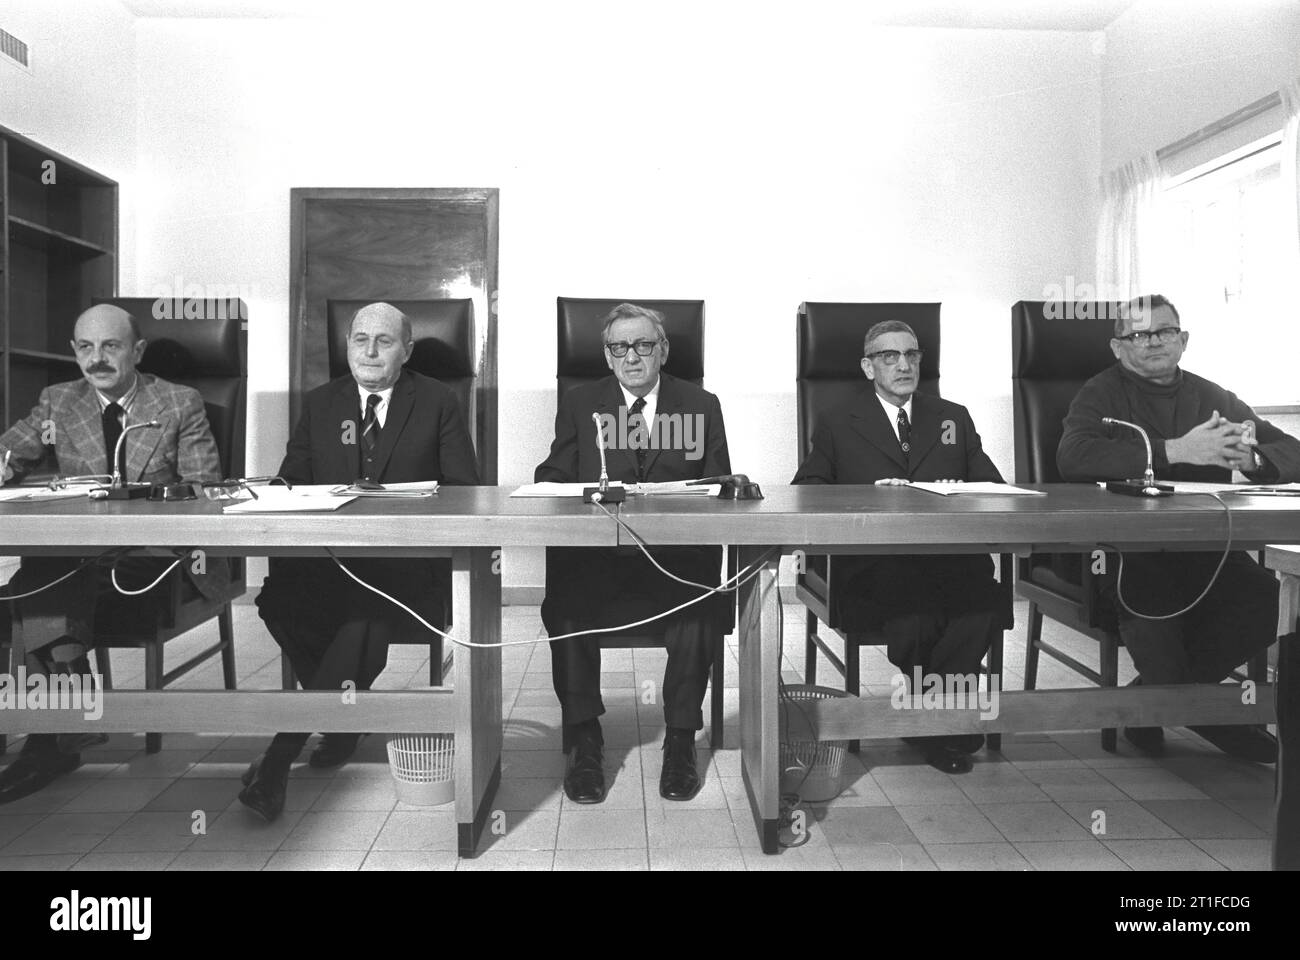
[619,376,660,410]
[875,390,912,421]
[358,383,396,409]
[96,374,140,414]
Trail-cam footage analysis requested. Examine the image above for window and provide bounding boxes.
[1159,133,1294,407]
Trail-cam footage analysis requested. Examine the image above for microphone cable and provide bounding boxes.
[1099,491,1234,621]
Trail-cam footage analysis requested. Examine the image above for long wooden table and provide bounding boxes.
[612,485,1300,866]
[3,485,1298,865]
[0,489,615,857]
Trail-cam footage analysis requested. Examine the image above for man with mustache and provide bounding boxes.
[0,304,224,803]
[793,320,1007,774]
[1058,294,1300,761]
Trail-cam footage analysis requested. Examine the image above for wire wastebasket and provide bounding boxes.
[386,734,455,806]
[779,684,852,803]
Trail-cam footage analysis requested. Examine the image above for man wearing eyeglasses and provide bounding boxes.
[1058,293,1300,762]
[536,302,731,803]
[793,320,1008,774]
[239,301,479,821]
[0,303,224,804]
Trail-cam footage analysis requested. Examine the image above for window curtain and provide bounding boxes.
[1095,153,1165,304]
[1280,77,1300,276]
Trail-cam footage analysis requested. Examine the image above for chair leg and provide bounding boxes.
[95,646,114,689]
[1023,603,1042,691]
[986,629,1004,753]
[1100,632,1119,753]
[145,643,163,755]
[219,604,237,690]
[281,652,296,690]
[846,638,861,754]
[709,635,724,750]
[804,610,818,686]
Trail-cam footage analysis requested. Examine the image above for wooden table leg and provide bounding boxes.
[454,546,502,858]
[738,545,782,854]
[1275,574,1299,870]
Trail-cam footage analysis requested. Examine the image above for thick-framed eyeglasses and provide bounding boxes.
[865,349,923,366]
[200,476,291,501]
[604,339,663,358]
[1115,327,1182,346]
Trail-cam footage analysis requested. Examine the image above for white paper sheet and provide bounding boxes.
[511,482,626,498]
[223,487,356,512]
[905,481,1045,496]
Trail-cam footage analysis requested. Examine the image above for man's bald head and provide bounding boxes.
[71,304,147,400]
[350,302,412,344]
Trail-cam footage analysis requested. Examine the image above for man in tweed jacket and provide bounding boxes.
[0,304,224,804]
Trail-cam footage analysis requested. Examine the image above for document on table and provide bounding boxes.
[328,480,439,497]
[0,484,100,503]
[1099,481,1300,496]
[222,486,356,512]
[629,481,721,496]
[511,482,626,498]
[905,481,1045,496]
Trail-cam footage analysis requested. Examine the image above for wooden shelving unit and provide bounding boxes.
[1,124,118,429]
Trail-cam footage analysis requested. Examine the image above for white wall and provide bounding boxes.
[122,3,1102,590]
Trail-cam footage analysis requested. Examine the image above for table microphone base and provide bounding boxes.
[583,486,626,504]
[104,483,153,500]
[1105,479,1174,498]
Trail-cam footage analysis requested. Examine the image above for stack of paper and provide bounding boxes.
[905,481,1045,496]
[223,487,356,513]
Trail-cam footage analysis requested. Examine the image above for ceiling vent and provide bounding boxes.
[1,27,29,69]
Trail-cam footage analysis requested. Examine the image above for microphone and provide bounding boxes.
[1100,417,1173,497]
[584,411,626,504]
[105,419,162,500]
[686,473,765,500]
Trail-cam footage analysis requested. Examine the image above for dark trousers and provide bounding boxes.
[1104,550,1278,684]
[7,555,175,654]
[256,558,414,763]
[549,613,715,737]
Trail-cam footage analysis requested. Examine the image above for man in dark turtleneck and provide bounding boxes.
[1058,293,1300,763]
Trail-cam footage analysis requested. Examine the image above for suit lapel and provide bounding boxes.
[62,381,109,477]
[124,376,167,482]
[329,379,363,480]
[594,377,640,481]
[906,394,944,473]
[849,389,909,473]
[369,373,414,481]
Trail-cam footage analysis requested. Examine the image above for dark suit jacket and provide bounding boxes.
[535,373,731,632]
[792,386,1006,627]
[259,370,479,629]
[0,373,229,602]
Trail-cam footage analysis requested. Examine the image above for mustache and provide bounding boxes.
[85,363,116,374]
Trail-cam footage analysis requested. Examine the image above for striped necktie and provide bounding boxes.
[629,396,648,481]
[360,393,382,480]
[896,407,911,469]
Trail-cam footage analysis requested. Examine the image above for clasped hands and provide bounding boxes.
[1165,410,1259,471]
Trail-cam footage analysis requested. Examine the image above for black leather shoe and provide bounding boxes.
[238,755,289,822]
[1123,725,1165,757]
[563,735,606,804]
[1189,724,1277,764]
[923,744,973,774]
[0,751,80,806]
[309,733,363,769]
[660,729,702,800]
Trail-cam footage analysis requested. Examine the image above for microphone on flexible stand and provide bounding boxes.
[104,419,163,500]
[584,411,626,504]
[1100,417,1173,497]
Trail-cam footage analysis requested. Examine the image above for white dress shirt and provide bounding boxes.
[876,391,913,443]
[358,385,395,428]
[619,378,660,424]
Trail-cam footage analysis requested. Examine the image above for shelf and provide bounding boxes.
[7,216,113,260]
[6,348,79,365]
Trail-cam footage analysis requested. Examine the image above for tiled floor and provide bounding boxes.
[0,600,1278,870]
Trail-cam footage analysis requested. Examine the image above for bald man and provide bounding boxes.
[0,304,224,804]
[241,302,479,821]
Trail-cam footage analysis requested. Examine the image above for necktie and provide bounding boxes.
[102,401,124,478]
[896,407,911,469]
[360,393,382,479]
[629,396,648,481]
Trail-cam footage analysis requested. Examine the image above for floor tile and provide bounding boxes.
[361,850,459,870]
[979,802,1092,842]
[832,843,937,871]
[72,851,180,870]
[553,849,649,871]
[456,850,554,871]
[1,812,131,856]
[166,850,271,870]
[645,808,739,849]
[371,809,457,852]
[265,850,367,870]
[895,804,1001,844]
[556,807,646,850]
[1014,840,1130,870]
[648,846,746,871]
[926,842,1031,870]
[1138,799,1265,840]
[475,809,559,852]
[280,810,389,851]
[1104,839,1226,870]
[1059,800,1179,840]
[95,811,198,853]
[1193,838,1272,871]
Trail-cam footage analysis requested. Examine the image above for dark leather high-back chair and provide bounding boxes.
[552,296,725,748]
[92,297,248,753]
[795,302,1007,752]
[1011,299,1266,750]
[302,298,480,687]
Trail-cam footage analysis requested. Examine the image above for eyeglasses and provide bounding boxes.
[200,476,290,502]
[865,349,924,366]
[1115,327,1182,346]
[604,339,662,358]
